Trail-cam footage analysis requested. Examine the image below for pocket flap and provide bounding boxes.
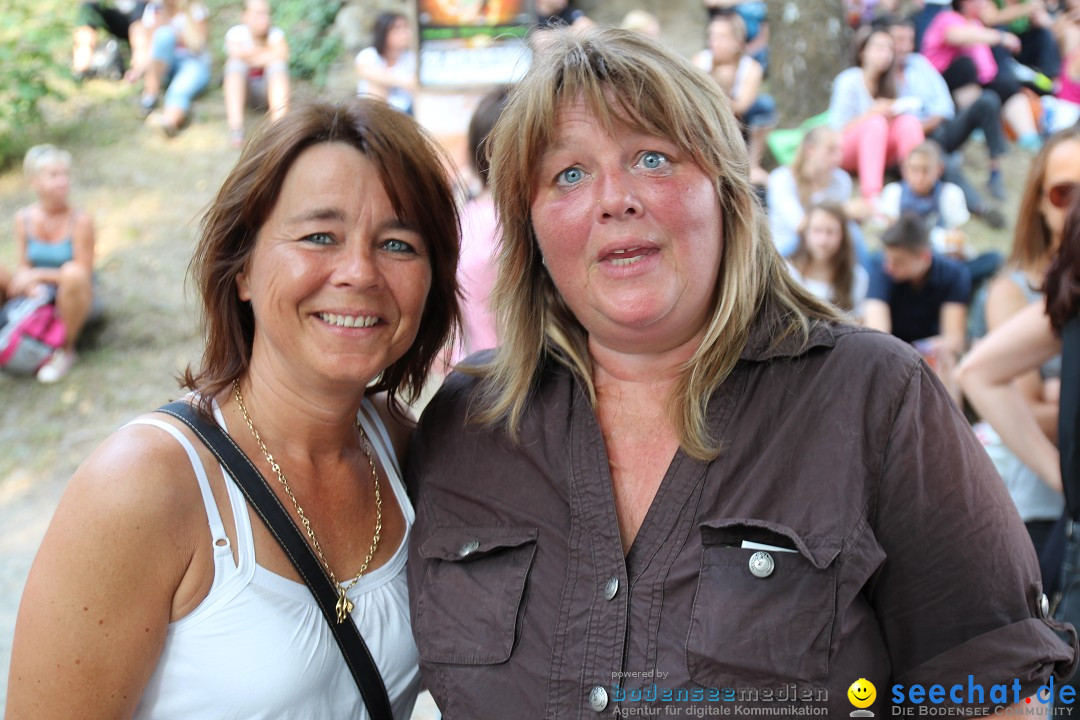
[699,518,842,570]
[419,526,539,562]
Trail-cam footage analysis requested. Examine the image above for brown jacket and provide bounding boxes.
[407,319,1076,718]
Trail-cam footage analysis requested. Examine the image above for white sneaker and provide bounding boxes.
[37,349,76,384]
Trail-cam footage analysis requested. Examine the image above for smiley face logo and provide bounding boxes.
[848,678,876,709]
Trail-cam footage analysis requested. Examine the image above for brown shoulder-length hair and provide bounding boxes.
[1046,192,1080,333]
[183,98,461,416]
[852,25,897,100]
[789,202,857,312]
[1010,126,1080,275]
[472,26,838,462]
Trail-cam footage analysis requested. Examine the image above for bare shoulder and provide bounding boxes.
[367,392,415,464]
[985,272,1029,329]
[73,207,95,228]
[6,412,208,717]
[61,413,207,541]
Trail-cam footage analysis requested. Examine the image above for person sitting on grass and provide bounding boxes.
[72,1,148,81]
[6,145,99,383]
[786,202,870,320]
[355,11,416,116]
[766,125,873,262]
[864,212,971,399]
[887,15,1008,223]
[223,0,290,148]
[693,11,776,187]
[877,139,1002,288]
[828,25,925,202]
[138,0,211,137]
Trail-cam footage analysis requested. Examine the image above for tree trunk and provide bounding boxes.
[765,0,851,128]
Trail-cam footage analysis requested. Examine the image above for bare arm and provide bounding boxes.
[185,7,210,54]
[226,30,289,67]
[945,23,1021,53]
[978,0,1043,26]
[730,57,763,117]
[71,209,95,276]
[9,209,56,296]
[957,301,1063,489]
[863,298,892,334]
[5,426,197,719]
[985,275,1059,439]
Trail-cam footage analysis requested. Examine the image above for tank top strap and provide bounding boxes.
[209,399,257,571]
[124,417,230,544]
[358,396,403,482]
[1008,268,1041,304]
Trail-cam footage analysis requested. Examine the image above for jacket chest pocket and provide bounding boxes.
[686,518,841,687]
[414,526,538,665]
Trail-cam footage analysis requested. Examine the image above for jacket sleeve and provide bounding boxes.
[869,360,1076,695]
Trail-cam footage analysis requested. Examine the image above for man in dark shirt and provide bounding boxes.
[865,213,970,398]
[866,213,970,346]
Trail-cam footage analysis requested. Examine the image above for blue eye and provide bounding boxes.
[382,238,416,254]
[639,151,668,169]
[303,232,334,245]
[558,167,584,186]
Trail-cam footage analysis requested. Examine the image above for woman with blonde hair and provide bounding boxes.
[6,144,97,382]
[406,26,1074,716]
[766,125,870,260]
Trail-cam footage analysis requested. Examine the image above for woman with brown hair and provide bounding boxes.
[786,202,867,319]
[974,128,1080,555]
[962,183,1080,518]
[960,191,1080,693]
[828,25,924,201]
[5,97,460,718]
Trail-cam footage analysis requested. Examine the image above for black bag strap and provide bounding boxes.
[156,400,394,720]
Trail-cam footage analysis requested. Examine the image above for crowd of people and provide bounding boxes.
[4,0,1080,717]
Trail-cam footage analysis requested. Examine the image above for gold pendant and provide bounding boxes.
[335,587,354,624]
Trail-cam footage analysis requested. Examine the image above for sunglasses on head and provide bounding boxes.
[1046,182,1080,209]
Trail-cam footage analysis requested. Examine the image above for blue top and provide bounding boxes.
[22,210,75,269]
[867,253,971,343]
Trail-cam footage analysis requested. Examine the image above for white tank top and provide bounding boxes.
[129,398,421,719]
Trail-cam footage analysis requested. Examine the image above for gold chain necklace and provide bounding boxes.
[233,381,382,624]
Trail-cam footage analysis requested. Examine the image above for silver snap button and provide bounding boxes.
[604,577,619,601]
[1040,592,1050,618]
[589,685,609,712]
[748,551,775,578]
[458,540,480,557]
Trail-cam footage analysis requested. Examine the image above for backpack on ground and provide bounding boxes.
[0,293,67,376]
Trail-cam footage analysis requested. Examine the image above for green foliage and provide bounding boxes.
[0,1,71,166]
[273,0,343,87]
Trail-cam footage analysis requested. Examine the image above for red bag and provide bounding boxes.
[0,296,67,376]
